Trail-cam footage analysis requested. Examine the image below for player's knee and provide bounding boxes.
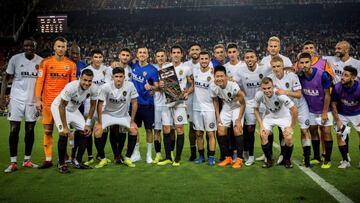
[217,127,226,136]
[176,126,184,134]
[163,126,171,134]
[10,122,21,135]
[129,127,137,136]
[247,125,255,133]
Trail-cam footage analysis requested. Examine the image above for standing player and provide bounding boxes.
[51,69,97,173]
[35,36,76,169]
[254,77,298,168]
[157,45,193,166]
[237,49,266,166]
[95,67,139,167]
[224,43,243,83]
[211,65,246,168]
[183,43,201,161]
[131,46,159,163]
[1,38,43,172]
[323,40,360,83]
[331,66,360,169]
[298,52,334,169]
[268,56,312,167]
[105,48,133,83]
[193,51,217,165]
[211,44,228,67]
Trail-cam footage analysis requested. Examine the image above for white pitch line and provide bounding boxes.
[273,143,353,203]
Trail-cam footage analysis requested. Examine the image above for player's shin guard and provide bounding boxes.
[163,133,171,160]
[324,140,333,162]
[44,134,53,160]
[339,145,348,161]
[9,122,21,158]
[154,140,161,153]
[218,136,229,157]
[126,134,137,158]
[311,140,321,161]
[278,127,285,156]
[109,128,120,158]
[235,135,244,159]
[284,145,294,161]
[86,135,93,160]
[71,131,81,159]
[175,134,184,162]
[58,136,68,165]
[261,142,272,161]
[94,138,105,159]
[24,122,35,157]
[76,135,87,163]
[118,133,126,155]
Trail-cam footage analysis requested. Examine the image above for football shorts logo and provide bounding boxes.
[305,119,310,126]
[8,112,11,118]
[177,116,183,122]
[285,82,290,88]
[179,69,183,76]
[143,71,147,77]
[259,74,263,79]
[274,101,279,106]
[209,122,215,129]
[123,91,127,96]
[64,65,69,71]
[59,125,62,130]
[207,76,211,81]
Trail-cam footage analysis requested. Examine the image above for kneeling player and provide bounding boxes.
[51,69,97,173]
[95,67,139,167]
[254,77,298,168]
[210,66,246,169]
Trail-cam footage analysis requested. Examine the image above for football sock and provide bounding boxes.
[324,140,333,162]
[175,134,184,162]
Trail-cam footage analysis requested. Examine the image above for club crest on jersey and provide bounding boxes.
[179,69,183,76]
[35,64,39,70]
[123,91,127,96]
[227,92,232,98]
[64,65,69,71]
[143,71,147,77]
[259,74,263,79]
[177,116,183,122]
[128,72,132,78]
[207,76,211,81]
[274,101,279,106]
[285,82,290,88]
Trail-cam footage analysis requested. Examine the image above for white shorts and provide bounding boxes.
[297,103,310,129]
[193,110,217,131]
[309,112,333,126]
[187,97,194,123]
[263,116,291,132]
[162,106,187,126]
[102,113,131,129]
[245,100,266,125]
[51,104,85,133]
[339,114,360,132]
[154,106,164,130]
[7,99,39,122]
[219,107,243,128]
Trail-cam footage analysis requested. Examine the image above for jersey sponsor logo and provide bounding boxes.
[123,91,127,96]
[50,72,69,79]
[335,69,342,75]
[109,98,126,104]
[194,81,210,89]
[303,89,319,96]
[20,71,38,78]
[340,99,359,107]
[132,73,145,83]
[246,82,261,88]
[70,99,82,105]
[93,79,106,86]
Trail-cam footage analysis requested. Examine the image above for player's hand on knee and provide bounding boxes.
[235,118,243,135]
[84,125,92,136]
[94,123,103,138]
[62,127,70,137]
[130,121,138,130]
[284,127,293,137]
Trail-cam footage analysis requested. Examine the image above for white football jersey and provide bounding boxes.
[6,53,43,104]
[153,64,167,107]
[210,80,241,110]
[52,80,98,112]
[260,54,293,76]
[237,63,266,101]
[254,90,294,119]
[224,61,244,83]
[323,56,360,83]
[268,71,305,107]
[98,81,138,117]
[193,67,215,111]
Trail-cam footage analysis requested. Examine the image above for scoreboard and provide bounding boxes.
[37,15,68,33]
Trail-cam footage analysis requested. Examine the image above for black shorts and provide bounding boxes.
[135,104,155,129]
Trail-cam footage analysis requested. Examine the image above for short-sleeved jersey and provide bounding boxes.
[268,71,304,107]
[99,81,138,117]
[224,61,244,83]
[193,67,215,111]
[331,80,360,116]
[131,62,159,105]
[75,60,87,78]
[260,54,293,76]
[323,56,360,83]
[52,80,98,112]
[35,56,77,106]
[254,90,294,119]
[6,53,43,104]
[210,81,241,110]
[83,65,108,88]
[105,65,132,83]
[237,64,266,101]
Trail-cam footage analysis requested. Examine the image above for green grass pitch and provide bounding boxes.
[0,117,359,202]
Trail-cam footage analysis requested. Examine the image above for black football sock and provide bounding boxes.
[235,135,244,159]
[175,134,184,162]
[126,134,137,158]
[324,140,333,162]
[312,140,320,161]
[58,136,68,165]
[339,145,348,161]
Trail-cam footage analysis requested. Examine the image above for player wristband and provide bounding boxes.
[86,118,92,126]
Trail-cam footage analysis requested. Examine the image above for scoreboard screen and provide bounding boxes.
[37,15,68,33]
